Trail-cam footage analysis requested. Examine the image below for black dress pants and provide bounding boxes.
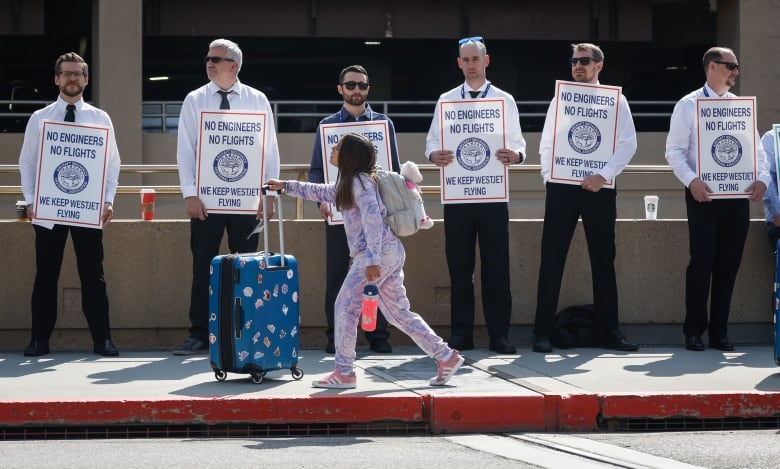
[188,214,258,342]
[31,224,111,342]
[443,202,512,341]
[534,183,618,337]
[683,189,749,339]
[324,223,389,344]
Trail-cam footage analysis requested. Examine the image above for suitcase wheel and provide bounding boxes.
[250,371,266,384]
[291,366,304,380]
[214,370,227,382]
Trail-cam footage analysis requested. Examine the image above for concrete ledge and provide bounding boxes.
[0,219,774,350]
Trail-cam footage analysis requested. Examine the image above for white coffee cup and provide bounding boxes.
[644,195,659,220]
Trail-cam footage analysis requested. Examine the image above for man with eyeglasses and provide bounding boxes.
[308,65,400,354]
[425,37,525,354]
[174,38,281,355]
[665,46,769,352]
[18,52,121,357]
[532,43,638,354]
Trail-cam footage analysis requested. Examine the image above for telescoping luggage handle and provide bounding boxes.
[260,185,285,268]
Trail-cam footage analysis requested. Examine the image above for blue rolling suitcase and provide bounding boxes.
[209,189,304,383]
[775,240,780,366]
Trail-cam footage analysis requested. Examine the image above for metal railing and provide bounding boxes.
[2,99,677,134]
[142,99,677,133]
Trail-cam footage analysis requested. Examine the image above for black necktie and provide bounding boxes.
[217,90,232,109]
[469,90,480,98]
[65,104,76,122]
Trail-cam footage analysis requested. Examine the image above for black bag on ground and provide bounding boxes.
[552,304,598,348]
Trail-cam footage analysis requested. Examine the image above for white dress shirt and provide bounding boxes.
[176,79,281,199]
[425,81,526,160]
[761,130,780,221]
[539,82,637,184]
[665,83,770,189]
[19,97,121,228]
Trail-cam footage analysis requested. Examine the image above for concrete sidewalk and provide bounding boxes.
[1,345,779,433]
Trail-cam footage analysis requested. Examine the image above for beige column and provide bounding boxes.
[718,0,780,130]
[91,0,143,175]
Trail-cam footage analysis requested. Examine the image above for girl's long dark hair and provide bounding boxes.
[334,133,377,211]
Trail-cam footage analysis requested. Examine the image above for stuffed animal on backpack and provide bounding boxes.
[400,161,434,229]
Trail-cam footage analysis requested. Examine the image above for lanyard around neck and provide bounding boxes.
[461,81,492,99]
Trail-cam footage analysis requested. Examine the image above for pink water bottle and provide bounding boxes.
[361,284,379,332]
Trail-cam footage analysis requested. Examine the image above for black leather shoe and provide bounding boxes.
[23,340,50,357]
[532,336,553,353]
[489,337,517,354]
[685,335,705,351]
[448,336,474,351]
[94,340,119,357]
[324,341,335,354]
[601,330,639,352]
[369,339,393,353]
[709,336,734,351]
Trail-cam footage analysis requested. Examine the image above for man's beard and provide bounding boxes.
[345,94,366,106]
[61,84,85,98]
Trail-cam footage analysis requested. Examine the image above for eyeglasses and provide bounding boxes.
[459,36,484,45]
[569,57,597,66]
[59,71,85,78]
[713,60,739,71]
[204,56,236,64]
[340,81,370,91]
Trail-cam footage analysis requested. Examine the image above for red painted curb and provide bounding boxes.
[600,392,780,419]
[4,392,778,431]
[544,393,601,432]
[427,394,546,434]
[0,396,425,426]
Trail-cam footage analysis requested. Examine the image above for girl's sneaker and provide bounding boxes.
[429,351,465,386]
[312,369,357,389]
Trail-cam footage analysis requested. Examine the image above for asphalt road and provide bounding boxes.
[1,430,779,468]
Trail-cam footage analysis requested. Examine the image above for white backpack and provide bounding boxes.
[375,169,424,237]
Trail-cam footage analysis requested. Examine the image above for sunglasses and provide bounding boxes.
[204,56,236,64]
[340,81,369,91]
[458,36,484,45]
[713,60,739,71]
[569,57,597,66]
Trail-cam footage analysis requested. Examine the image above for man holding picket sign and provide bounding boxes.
[174,38,281,355]
[308,64,400,354]
[19,52,121,357]
[665,46,770,352]
[532,43,639,354]
[426,36,525,355]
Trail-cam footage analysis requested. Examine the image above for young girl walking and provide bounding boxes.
[264,133,464,389]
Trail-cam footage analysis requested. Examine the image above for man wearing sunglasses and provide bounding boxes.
[174,38,281,355]
[665,46,769,352]
[532,43,638,354]
[425,37,526,354]
[308,65,400,354]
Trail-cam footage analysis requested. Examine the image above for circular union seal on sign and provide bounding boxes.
[568,121,601,155]
[711,135,742,168]
[455,137,491,171]
[213,148,249,182]
[53,161,89,194]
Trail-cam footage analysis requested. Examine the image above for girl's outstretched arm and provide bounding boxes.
[263,179,336,204]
